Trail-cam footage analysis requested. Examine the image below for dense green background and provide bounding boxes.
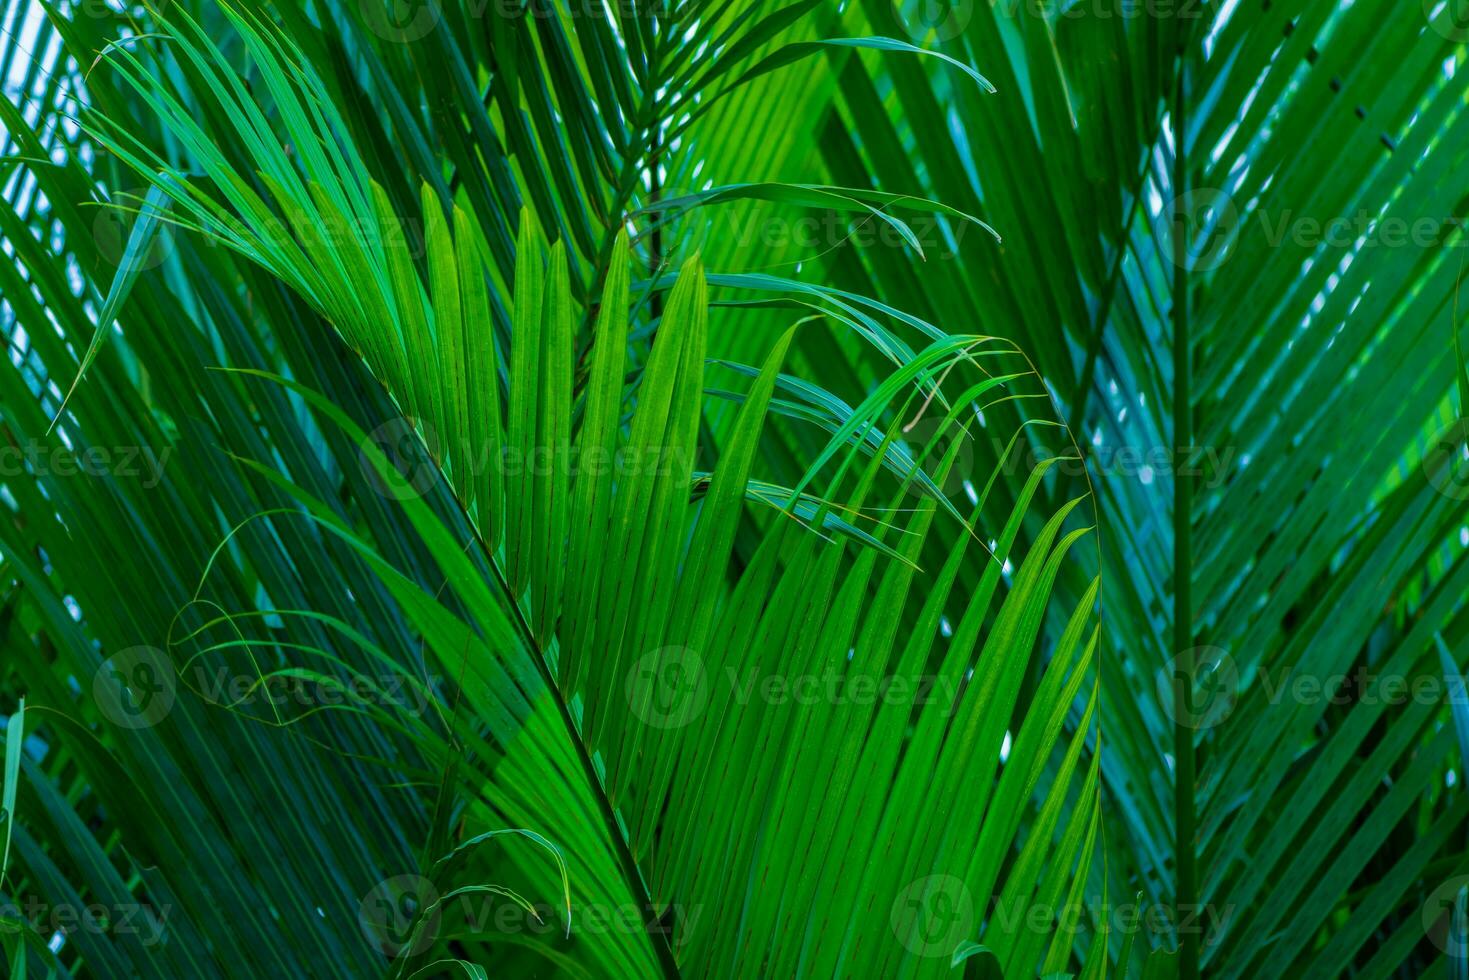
[1,0,1467,977]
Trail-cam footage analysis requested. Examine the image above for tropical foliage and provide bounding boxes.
[0,0,1466,977]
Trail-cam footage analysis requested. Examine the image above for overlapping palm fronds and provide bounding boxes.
[1,0,1466,977]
